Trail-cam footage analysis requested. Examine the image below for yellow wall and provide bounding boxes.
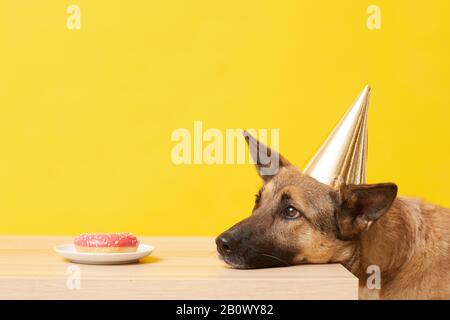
[0,1,449,235]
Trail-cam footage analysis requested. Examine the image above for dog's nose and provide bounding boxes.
[216,235,233,255]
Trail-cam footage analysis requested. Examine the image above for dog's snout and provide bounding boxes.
[216,234,234,255]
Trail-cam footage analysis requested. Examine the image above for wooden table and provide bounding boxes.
[0,236,358,299]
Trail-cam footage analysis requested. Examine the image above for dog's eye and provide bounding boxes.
[282,206,301,220]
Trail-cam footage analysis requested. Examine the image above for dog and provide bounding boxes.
[216,133,450,299]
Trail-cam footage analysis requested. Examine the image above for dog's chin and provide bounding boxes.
[218,253,289,269]
[218,253,252,269]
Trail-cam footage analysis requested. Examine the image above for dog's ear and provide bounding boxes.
[336,183,398,239]
[243,130,290,181]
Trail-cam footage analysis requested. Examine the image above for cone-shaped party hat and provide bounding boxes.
[303,85,370,187]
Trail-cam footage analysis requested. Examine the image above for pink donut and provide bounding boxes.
[74,233,140,253]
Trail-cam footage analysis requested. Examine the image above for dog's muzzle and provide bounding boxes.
[215,233,250,268]
[215,226,293,269]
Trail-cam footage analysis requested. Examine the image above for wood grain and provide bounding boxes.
[0,236,358,299]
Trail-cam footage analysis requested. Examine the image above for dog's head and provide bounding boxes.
[216,133,397,269]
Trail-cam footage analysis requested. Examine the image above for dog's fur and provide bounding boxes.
[216,134,450,299]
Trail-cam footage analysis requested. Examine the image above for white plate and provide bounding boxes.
[54,244,155,265]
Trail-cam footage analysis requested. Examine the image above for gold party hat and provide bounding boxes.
[303,85,370,187]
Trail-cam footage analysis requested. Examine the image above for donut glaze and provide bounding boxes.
[74,233,139,253]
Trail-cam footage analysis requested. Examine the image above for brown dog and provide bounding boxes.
[216,134,450,299]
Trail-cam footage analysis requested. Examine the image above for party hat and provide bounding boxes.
[303,85,370,187]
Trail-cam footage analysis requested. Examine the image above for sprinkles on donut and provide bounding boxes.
[74,233,140,253]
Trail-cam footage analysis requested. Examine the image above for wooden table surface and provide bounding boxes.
[0,236,358,299]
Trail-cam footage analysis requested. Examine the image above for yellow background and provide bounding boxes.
[0,1,449,235]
